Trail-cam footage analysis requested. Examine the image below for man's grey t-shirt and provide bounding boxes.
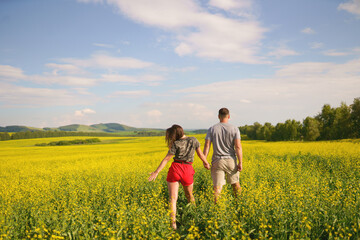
[168,137,200,163]
[205,122,241,163]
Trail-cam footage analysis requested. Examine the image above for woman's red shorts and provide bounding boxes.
[166,161,195,186]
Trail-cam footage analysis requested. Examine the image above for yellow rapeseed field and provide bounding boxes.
[0,136,359,239]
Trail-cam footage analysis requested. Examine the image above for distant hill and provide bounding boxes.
[56,123,152,133]
[90,123,138,132]
[58,124,99,132]
[0,123,164,133]
[0,125,43,132]
[0,123,204,134]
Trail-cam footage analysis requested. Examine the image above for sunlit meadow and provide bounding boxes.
[0,136,359,239]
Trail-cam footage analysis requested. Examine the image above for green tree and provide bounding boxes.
[0,132,11,141]
[316,104,336,140]
[284,119,302,141]
[240,123,263,140]
[331,102,352,139]
[259,122,274,141]
[350,97,360,138]
[303,117,320,141]
[272,123,286,141]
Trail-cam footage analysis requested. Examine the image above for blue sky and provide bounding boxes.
[1,0,360,129]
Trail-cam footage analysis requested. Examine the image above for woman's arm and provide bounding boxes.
[148,153,174,181]
[196,147,210,170]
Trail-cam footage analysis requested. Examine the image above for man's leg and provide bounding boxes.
[225,158,241,198]
[231,182,241,197]
[213,185,223,204]
[211,159,226,204]
[167,181,179,230]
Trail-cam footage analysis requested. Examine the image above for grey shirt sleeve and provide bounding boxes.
[205,127,212,141]
[235,127,241,139]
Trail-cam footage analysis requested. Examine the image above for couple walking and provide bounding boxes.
[148,108,243,230]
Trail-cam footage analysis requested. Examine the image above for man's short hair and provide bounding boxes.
[218,108,229,118]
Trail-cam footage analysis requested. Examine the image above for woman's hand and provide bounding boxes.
[148,153,173,182]
[203,161,210,170]
[196,147,210,170]
[148,171,159,181]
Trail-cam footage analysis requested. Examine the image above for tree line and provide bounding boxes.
[240,97,360,141]
[0,131,128,141]
[35,138,101,146]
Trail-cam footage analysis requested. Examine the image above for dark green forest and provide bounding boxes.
[240,97,360,141]
[0,130,165,141]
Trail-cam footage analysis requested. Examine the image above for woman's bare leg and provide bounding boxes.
[183,183,195,205]
[167,181,179,230]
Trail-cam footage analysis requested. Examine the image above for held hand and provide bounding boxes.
[237,163,243,172]
[203,161,210,170]
[148,172,159,182]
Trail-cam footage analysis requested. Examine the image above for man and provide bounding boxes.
[203,108,243,203]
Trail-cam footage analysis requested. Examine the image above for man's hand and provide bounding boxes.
[203,161,211,170]
[148,171,159,181]
[237,163,243,172]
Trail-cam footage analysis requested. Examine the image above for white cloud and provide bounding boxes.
[147,109,162,117]
[146,109,163,118]
[0,65,27,81]
[73,88,92,95]
[208,0,252,11]
[323,49,351,56]
[110,90,150,98]
[61,53,154,69]
[338,0,360,17]
[78,0,267,64]
[0,82,93,107]
[275,62,335,78]
[175,43,193,56]
[240,99,251,103]
[172,58,360,125]
[310,42,324,49]
[208,0,254,18]
[301,27,316,34]
[146,110,163,123]
[174,66,197,72]
[0,52,163,87]
[125,102,214,128]
[29,74,98,86]
[45,63,88,75]
[93,43,115,48]
[321,48,360,56]
[0,64,97,87]
[74,108,96,117]
[268,46,300,59]
[101,74,165,85]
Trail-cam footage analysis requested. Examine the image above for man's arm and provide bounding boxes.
[203,139,211,158]
[235,138,243,172]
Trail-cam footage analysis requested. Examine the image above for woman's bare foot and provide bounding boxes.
[171,221,177,230]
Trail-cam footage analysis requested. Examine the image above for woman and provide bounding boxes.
[148,124,210,230]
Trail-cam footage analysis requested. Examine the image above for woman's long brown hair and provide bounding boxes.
[165,124,184,148]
